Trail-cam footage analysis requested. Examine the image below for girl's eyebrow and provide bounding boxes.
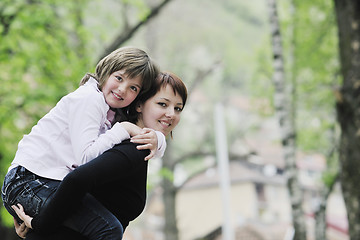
[118,72,142,89]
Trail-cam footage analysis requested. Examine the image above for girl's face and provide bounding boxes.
[102,70,142,109]
[137,85,184,136]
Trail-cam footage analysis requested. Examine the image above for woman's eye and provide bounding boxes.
[175,107,183,112]
[157,102,166,107]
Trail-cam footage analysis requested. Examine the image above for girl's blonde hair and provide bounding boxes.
[80,47,159,95]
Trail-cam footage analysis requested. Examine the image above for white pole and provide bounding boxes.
[214,103,234,240]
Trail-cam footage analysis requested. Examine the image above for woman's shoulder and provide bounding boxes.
[110,140,149,162]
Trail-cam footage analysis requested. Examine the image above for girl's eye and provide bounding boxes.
[130,86,138,92]
[116,76,123,81]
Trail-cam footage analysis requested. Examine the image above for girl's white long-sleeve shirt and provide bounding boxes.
[10,78,166,180]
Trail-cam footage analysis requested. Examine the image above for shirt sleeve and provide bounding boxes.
[153,131,166,158]
[68,92,130,165]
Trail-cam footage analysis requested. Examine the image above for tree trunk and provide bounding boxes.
[314,199,327,240]
[266,0,307,239]
[314,176,338,240]
[162,141,179,240]
[314,125,339,240]
[314,177,337,240]
[333,0,360,238]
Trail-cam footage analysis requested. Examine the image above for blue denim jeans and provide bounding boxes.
[2,166,123,240]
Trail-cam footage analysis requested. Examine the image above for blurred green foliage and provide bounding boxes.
[0,0,342,232]
[0,0,92,226]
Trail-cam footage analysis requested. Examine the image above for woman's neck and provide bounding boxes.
[136,120,144,128]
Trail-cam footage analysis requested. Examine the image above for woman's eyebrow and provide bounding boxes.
[159,97,170,102]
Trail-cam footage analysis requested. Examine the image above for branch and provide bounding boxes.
[176,161,217,191]
[98,0,173,60]
[173,149,215,166]
[187,60,222,96]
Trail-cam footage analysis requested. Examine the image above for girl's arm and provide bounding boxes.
[131,130,166,160]
[120,122,167,160]
[68,92,131,165]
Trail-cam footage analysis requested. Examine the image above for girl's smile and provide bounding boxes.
[102,70,142,109]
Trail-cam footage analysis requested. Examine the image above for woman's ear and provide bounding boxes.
[136,104,142,113]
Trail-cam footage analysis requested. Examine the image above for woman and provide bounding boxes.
[12,71,187,240]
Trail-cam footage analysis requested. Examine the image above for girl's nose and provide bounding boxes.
[117,84,125,94]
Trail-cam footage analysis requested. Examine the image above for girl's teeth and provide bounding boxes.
[113,92,122,100]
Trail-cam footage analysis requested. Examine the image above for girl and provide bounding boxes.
[13,72,187,240]
[2,47,166,238]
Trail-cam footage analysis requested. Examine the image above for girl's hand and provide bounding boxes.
[131,128,158,161]
[14,217,29,239]
[119,122,142,137]
[12,204,33,229]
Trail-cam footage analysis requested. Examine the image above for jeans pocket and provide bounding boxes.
[1,167,19,202]
[16,184,42,217]
[2,166,36,203]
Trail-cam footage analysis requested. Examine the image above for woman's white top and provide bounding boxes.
[10,77,165,180]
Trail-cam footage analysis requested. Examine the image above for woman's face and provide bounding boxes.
[102,70,142,109]
[137,85,184,136]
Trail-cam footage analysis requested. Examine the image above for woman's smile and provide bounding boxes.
[137,85,183,136]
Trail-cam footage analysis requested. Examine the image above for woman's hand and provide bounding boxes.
[131,128,158,161]
[12,204,33,230]
[14,217,30,239]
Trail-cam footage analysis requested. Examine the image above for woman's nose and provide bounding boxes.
[165,108,175,118]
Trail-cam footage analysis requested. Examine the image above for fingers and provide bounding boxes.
[141,128,153,134]
[131,133,152,141]
[131,128,157,161]
[136,144,155,161]
[14,218,20,228]
[131,128,155,140]
[144,150,155,161]
[12,204,24,220]
[14,217,29,239]
[135,143,152,150]
[130,137,149,143]
[131,133,154,145]
[11,204,33,229]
